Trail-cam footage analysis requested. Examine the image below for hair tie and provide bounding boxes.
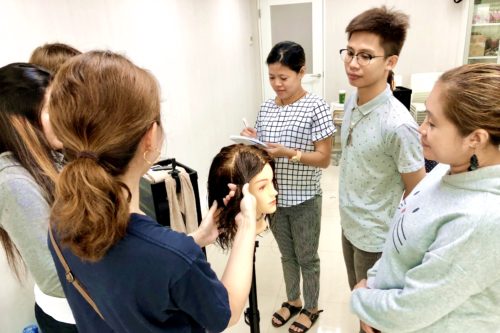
[76,151,99,162]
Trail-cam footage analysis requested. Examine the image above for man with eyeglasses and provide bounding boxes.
[338,6,426,333]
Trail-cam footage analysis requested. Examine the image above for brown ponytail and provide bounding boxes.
[49,51,161,261]
[51,158,131,261]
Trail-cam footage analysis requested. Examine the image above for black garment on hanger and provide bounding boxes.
[139,158,202,229]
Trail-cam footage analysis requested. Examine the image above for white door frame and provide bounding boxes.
[258,0,325,101]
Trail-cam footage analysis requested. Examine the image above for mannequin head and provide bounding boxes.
[208,144,277,249]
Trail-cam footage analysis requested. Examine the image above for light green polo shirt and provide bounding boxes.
[339,85,424,252]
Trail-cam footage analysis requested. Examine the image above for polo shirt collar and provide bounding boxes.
[353,84,392,116]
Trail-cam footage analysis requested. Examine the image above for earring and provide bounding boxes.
[143,150,154,165]
[144,148,161,165]
[468,154,479,172]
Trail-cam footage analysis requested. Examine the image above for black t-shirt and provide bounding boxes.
[49,213,230,332]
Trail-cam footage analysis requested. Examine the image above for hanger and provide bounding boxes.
[170,159,181,193]
[150,158,181,193]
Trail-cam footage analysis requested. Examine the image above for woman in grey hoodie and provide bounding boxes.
[0,63,76,331]
[351,63,500,333]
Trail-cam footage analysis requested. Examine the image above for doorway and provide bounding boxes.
[258,0,325,100]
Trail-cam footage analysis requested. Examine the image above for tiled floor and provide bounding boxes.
[207,165,360,333]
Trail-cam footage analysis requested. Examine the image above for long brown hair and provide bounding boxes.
[0,63,56,279]
[438,63,500,146]
[49,51,161,261]
[207,144,276,249]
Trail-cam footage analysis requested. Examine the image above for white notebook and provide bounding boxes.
[229,135,268,148]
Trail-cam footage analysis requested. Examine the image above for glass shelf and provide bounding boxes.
[472,22,500,26]
[465,0,500,64]
[468,55,498,59]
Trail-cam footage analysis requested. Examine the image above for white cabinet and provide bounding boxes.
[464,0,500,64]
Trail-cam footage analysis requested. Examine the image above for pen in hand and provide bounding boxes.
[240,117,258,138]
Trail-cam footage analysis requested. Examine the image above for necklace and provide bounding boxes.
[276,89,307,106]
[346,107,369,146]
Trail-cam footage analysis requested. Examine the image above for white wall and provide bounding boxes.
[0,251,37,332]
[0,0,262,204]
[324,0,469,103]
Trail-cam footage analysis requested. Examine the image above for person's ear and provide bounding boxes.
[142,122,160,151]
[386,55,399,71]
[467,129,490,149]
[298,66,306,78]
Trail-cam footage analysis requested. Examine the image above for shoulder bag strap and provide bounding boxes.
[48,227,105,320]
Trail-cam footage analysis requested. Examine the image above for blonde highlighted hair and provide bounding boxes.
[438,63,500,146]
[49,51,161,261]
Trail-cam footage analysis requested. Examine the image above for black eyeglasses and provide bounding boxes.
[339,49,385,66]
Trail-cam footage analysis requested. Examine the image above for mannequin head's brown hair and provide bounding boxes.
[208,144,276,249]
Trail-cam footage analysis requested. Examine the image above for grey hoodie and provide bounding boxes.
[0,151,63,297]
[351,163,500,332]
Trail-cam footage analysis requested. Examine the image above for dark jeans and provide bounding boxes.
[341,231,382,290]
[35,303,78,333]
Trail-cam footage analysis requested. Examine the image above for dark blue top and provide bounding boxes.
[48,213,231,333]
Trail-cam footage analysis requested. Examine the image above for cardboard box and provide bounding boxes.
[469,34,487,57]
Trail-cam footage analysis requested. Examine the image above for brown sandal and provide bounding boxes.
[271,302,302,327]
[288,309,323,333]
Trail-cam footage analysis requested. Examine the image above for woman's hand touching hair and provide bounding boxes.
[234,183,257,230]
[190,184,239,248]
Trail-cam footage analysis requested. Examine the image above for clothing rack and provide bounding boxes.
[139,158,202,228]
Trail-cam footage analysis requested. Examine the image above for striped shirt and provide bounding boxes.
[256,93,335,207]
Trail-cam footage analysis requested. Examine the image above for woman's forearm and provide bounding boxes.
[220,220,256,327]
